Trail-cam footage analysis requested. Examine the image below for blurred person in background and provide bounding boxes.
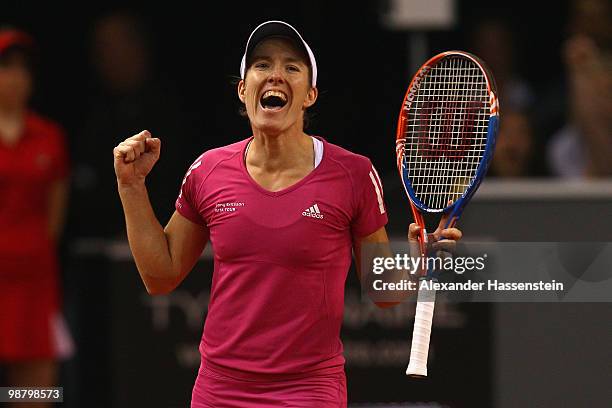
[0,28,73,404]
[65,12,199,403]
[468,19,548,178]
[63,11,202,404]
[70,10,198,239]
[489,108,537,178]
[468,18,535,112]
[547,0,612,178]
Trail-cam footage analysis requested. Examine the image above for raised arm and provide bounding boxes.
[353,225,417,308]
[114,130,208,295]
[353,221,461,308]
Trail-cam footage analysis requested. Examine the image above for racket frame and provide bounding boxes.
[396,50,499,377]
[398,51,499,230]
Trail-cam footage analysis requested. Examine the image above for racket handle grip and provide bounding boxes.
[406,281,437,377]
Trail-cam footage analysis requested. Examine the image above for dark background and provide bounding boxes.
[4,0,569,177]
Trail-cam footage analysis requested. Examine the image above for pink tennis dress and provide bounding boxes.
[176,136,387,407]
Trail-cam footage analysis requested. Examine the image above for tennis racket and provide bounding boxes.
[396,51,499,377]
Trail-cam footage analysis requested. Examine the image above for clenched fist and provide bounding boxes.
[113,130,161,187]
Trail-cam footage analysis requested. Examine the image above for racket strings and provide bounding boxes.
[403,56,489,210]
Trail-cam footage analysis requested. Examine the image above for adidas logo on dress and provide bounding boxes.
[302,203,324,219]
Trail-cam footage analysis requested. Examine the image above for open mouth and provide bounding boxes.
[260,90,288,111]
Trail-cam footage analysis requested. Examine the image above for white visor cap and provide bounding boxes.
[240,20,318,87]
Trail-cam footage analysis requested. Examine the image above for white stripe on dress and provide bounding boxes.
[371,165,384,196]
[369,171,386,214]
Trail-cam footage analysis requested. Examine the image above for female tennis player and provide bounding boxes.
[114,20,462,407]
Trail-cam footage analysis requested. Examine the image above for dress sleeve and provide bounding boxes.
[350,159,388,238]
[175,155,207,226]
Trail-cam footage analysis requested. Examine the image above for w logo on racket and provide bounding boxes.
[416,100,481,161]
